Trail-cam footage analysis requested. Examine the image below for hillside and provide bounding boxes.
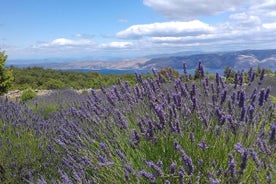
[10,49,276,71]
[141,49,276,70]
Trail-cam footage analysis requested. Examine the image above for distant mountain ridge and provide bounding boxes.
[9,49,276,71]
[141,49,276,70]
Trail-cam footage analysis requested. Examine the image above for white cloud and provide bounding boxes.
[35,38,95,48]
[116,20,215,39]
[99,42,134,49]
[263,22,276,29]
[6,0,276,59]
[143,0,261,20]
[249,0,276,21]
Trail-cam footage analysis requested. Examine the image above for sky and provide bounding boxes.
[1,0,276,60]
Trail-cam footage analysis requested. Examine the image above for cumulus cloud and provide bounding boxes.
[7,0,276,59]
[116,20,215,39]
[99,42,133,49]
[249,0,276,21]
[143,0,261,20]
[110,0,276,54]
[33,38,96,48]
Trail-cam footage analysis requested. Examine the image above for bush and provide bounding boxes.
[0,52,13,95]
[20,88,37,101]
[43,79,64,89]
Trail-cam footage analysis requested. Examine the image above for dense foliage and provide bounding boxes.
[0,52,13,95]
[10,67,148,90]
[0,63,275,183]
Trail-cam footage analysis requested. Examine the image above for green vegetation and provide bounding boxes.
[20,88,37,102]
[10,67,148,90]
[0,52,13,95]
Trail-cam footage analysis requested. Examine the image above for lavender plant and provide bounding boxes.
[0,63,275,183]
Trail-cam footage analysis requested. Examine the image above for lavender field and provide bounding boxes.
[0,64,275,184]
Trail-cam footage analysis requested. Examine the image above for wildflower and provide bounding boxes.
[131,129,141,145]
[264,87,270,101]
[190,132,195,142]
[197,138,209,151]
[266,171,271,184]
[249,148,260,169]
[269,123,276,141]
[139,170,156,184]
[258,89,265,106]
[179,148,194,175]
[116,149,127,162]
[259,69,265,81]
[220,89,227,105]
[170,162,177,174]
[238,90,245,108]
[227,153,236,178]
[100,142,111,159]
[179,166,185,184]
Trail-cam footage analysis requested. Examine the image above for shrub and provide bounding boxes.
[0,52,13,95]
[20,88,37,101]
[43,79,64,89]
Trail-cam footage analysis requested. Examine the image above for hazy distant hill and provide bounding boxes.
[8,49,276,71]
[140,49,276,70]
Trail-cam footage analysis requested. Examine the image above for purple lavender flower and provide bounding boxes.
[116,109,128,129]
[142,159,164,176]
[215,73,220,87]
[220,89,227,105]
[116,149,127,162]
[170,162,177,174]
[264,87,270,101]
[250,72,256,82]
[234,73,238,89]
[131,129,141,145]
[238,90,245,108]
[240,106,246,122]
[239,71,244,86]
[58,169,74,184]
[135,72,143,83]
[225,68,232,78]
[179,149,194,175]
[190,132,195,142]
[269,122,276,141]
[249,148,260,169]
[209,178,220,184]
[100,142,111,159]
[183,63,187,75]
[266,171,271,184]
[259,69,265,81]
[179,166,185,184]
[227,153,236,178]
[139,170,156,184]
[124,164,135,175]
[240,149,248,173]
[258,89,265,106]
[197,138,209,151]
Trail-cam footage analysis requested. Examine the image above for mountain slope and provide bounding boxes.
[140,49,276,70]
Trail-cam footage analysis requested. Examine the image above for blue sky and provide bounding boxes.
[1,0,276,60]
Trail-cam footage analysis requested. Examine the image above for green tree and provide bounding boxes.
[0,52,13,95]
